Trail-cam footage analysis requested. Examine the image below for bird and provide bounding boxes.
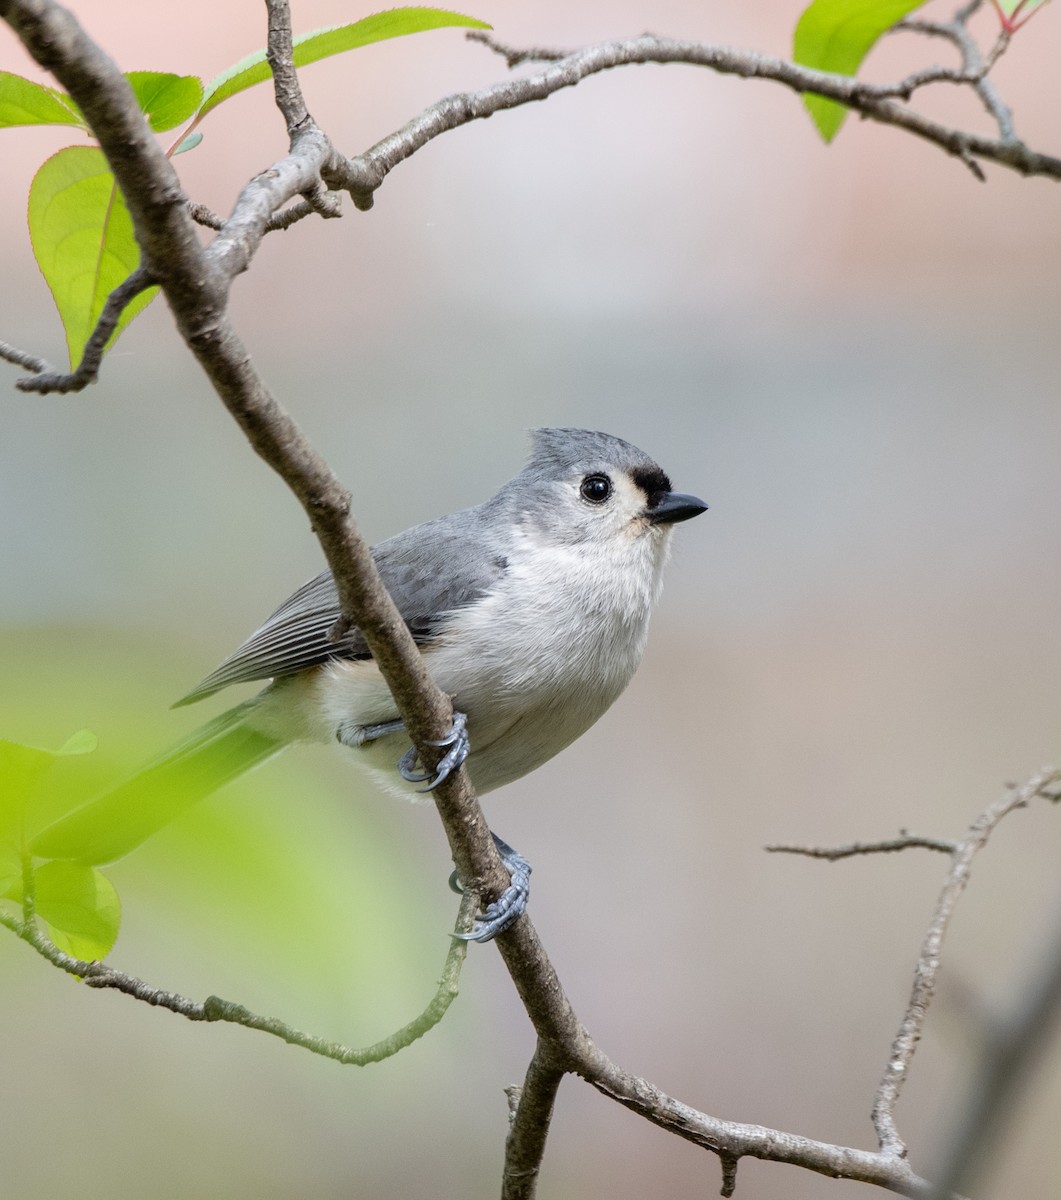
[87,429,707,940]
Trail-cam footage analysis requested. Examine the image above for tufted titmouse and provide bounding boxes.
[109,429,706,939]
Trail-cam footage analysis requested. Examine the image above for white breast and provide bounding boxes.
[251,523,673,799]
[422,523,671,793]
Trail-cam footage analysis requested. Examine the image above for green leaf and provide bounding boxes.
[0,730,98,849]
[34,861,120,960]
[57,729,98,757]
[199,7,491,119]
[794,0,929,141]
[995,0,1048,12]
[31,708,283,864]
[172,131,203,156]
[28,146,159,368]
[0,739,61,845]
[124,71,203,133]
[0,71,87,129]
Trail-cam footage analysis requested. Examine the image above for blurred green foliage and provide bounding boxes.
[0,627,449,1034]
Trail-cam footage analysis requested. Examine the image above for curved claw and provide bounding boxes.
[397,711,470,792]
[452,835,532,943]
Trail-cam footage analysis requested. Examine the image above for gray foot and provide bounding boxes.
[453,833,532,943]
[338,712,470,792]
[397,710,469,791]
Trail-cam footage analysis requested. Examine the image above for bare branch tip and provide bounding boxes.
[0,340,55,381]
[189,202,224,230]
[465,29,567,68]
[719,1153,739,1197]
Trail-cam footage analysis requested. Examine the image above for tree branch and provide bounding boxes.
[333,33,1061,213]
[896,7,1015,141]
[5,3,1061,1197]
[502,1040,566,1200]
[1,0,512,919]
[489,906,944,1197]
[7,6,1061,394]
[767,833,957,860]
[8,888,480,1064]
[14,266,156,394]
[0,339,55,375]
[868,768,1061,1157]
[264,0,308,133]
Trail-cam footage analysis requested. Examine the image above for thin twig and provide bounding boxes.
[897,0,1016,141]
[266,195,340,229]
[15,266,156,394]
[0,340,56,375]
[6,889,480,1064]
[466,31,569,67]
[491,912,943,1197]
[190,196,337,233]
[870,767,1061,1157]
[8,8,1061,392]
[767,834,956,860]
[339,33,1060,213]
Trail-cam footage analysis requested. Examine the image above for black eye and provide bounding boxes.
[579,473,612,504]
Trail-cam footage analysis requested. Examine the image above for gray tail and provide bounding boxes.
[32,700,287,863]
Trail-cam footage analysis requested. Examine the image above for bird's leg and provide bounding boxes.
[450,832,532,943]
[337,718,405,746]
[338,711,470,791]
[341,714,528,940]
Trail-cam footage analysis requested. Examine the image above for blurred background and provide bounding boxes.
[2,1,1060,1196]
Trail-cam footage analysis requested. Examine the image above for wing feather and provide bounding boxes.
[176,504,508,706]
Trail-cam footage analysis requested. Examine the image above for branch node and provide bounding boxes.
[719,1152,739,1197]
[188,201,224,230]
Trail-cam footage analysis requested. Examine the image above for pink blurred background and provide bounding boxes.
[2,2,1060,1197]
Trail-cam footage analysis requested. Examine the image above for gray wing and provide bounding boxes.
[176,504,509,706]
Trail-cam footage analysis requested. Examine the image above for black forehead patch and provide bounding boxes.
[630,465,672,508]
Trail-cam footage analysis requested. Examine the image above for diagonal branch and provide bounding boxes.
[0,0,511,914]
[491,907,944,1198]
[5,4,1061,1198]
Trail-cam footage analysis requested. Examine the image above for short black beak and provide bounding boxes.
[648,492,709,525]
